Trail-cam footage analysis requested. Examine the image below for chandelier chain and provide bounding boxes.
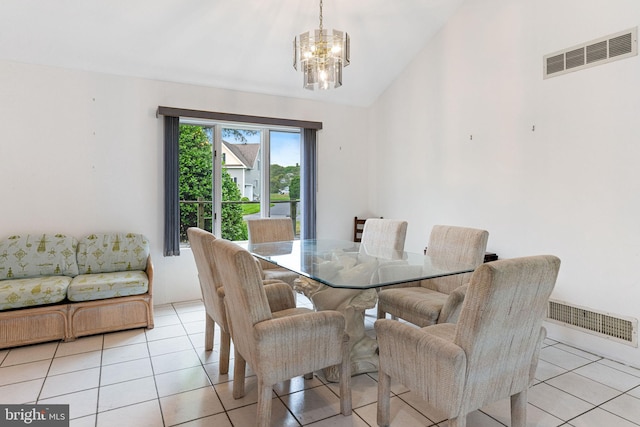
[319,0,323,31]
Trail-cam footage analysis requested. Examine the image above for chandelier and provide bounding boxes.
[293,0,350,90]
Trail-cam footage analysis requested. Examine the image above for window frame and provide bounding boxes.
[159,107,320,255]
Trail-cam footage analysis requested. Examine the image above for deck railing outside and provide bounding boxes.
[179,198,300,243]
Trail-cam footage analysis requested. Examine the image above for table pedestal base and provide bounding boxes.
[294,278,379,382]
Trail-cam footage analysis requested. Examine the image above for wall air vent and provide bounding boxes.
[547,299,638,347]
[544,27,637,79]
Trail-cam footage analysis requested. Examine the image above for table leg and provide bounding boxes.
[294,278,379,382]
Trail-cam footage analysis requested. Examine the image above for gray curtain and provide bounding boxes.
[164,116,180,256]
[301,128,317,239]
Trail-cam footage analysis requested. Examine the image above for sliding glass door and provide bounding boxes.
[178,121,301,244]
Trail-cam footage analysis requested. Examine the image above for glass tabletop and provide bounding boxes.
[247,239,476,290]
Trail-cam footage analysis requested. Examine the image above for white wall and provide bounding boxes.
[0,60,370,306]
[369,0,640,367]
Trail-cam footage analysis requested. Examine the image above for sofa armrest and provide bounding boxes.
[145,255,154,296]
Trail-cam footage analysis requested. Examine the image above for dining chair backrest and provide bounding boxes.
[245,217,300,286]
[353,217,367,242]
[247,218,295,244]
[187,227,224,329]
[186,227,235,373]
[211,237,273,361]
[423,225,489,294]
[360,218,408,252]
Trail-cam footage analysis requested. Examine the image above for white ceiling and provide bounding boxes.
[0,0,465,107]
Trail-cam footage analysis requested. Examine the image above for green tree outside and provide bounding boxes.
[289,175,300,200]
[178,124,247,242]
[221,169,248,240]
[178,125,212,243]
[270,164,300,194]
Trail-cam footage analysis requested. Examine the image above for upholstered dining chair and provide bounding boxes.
[187,227,295,375]
[211,237,352,427]
[376,255,561,427]
[360,218,408,252]
[246,217,300,286]
[359,218,409,309]
[377,225,488,325]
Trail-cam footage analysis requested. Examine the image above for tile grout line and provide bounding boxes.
[144,321,168,427]
[35,341,60,405]
[172,300,231,426]
[93,334,104,427]
[529,356,640,426]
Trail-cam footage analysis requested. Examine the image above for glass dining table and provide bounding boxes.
[246,239,476,381]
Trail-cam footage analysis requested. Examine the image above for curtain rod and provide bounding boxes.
[156,106,322,130]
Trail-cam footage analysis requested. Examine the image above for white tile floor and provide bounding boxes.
[2,297,640,427]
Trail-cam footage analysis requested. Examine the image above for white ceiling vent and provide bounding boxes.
[544,27,637,79]
[547,299,638,347]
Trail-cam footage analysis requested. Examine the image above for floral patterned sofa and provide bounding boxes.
[0,232,154,349]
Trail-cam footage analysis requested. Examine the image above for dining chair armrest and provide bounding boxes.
[438,284,469,324]
[375,319,466,412]
[530,327,547,384]
[253,311,347,382]
[263,281,297,312]
[254,310,346,349]
[218,281,295,312]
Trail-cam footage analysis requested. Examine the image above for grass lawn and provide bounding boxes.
[241,202,260,215]
[241,194,295,216]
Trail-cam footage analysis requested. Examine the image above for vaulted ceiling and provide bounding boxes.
[0,0,466,107]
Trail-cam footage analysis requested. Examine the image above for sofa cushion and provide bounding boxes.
[0,234,79,280]
[67,271,149,302]
[0,276,71,310]
[77,233,150,274]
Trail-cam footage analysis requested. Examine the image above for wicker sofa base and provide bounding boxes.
[0,293,154,349]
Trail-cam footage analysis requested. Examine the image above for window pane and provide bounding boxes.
[178,124,213,245]
[269,131,301,238]
[221,127,261,241]
[177,123,306,245]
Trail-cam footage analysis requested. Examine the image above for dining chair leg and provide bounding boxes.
[448,416,466,427]
[340,337,352,415]
[376,303,398,320]
[204,315,214,351]
[219,330,231,374]
[232,347,246,399]
[511,390,528,427]
[256,380,273,427]
[376,369,391,426]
